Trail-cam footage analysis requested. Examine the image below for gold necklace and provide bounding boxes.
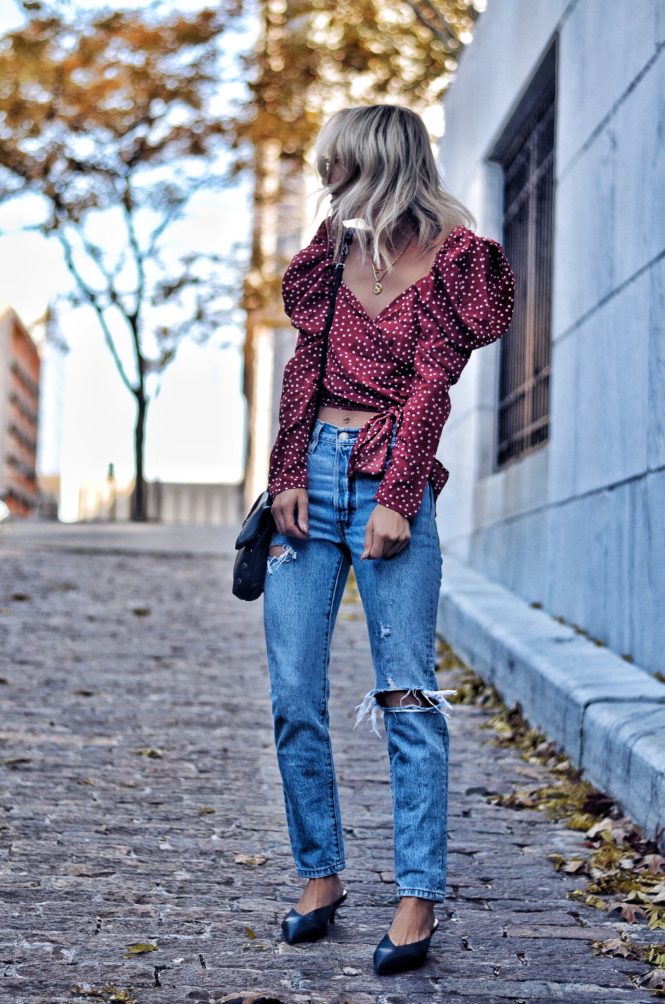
[370,240,410,295]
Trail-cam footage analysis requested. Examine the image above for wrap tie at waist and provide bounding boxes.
[345,402,451,500]
[346,404,401,479]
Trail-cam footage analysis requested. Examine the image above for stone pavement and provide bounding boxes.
[0,523,656,1003]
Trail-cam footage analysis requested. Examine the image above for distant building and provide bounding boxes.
[31,305,66,519]
[0,305,40,517]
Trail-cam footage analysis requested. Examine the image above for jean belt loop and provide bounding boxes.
[309,420,323,452]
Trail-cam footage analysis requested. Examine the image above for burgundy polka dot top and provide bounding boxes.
[267,218,516,520]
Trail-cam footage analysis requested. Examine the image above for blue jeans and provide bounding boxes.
[262,418,454,902]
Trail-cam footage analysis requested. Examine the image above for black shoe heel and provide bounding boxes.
[373,916,439,975]
[281,889,348,945]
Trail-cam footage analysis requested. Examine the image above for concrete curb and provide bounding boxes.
[436,552,665,851]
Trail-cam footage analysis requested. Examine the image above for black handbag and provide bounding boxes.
[232,225,355,601]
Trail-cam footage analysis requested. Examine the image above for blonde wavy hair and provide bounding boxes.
[312,103,476,269]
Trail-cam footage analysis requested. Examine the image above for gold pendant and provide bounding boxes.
[373,281,383,295]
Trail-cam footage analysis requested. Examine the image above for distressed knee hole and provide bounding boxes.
[353,685,458,737]
[266,542,297,574]
[376,689,434,709]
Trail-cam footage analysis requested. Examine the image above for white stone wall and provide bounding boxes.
[436,0,664,675]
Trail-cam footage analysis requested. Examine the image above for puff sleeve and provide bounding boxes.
[267,220,334,498]
[373,229,516,519]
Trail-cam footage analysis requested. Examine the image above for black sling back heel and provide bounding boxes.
[373,916,440,975]
[281,889,348,945]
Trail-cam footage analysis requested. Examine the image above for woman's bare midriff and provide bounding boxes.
[316,404,382,428]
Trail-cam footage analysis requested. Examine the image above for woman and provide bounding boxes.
[262,104,516,975]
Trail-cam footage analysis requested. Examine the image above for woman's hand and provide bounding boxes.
[271,488,309,540]
[361,504,410,560]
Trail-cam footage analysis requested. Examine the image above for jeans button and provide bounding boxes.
[339,431,349,441]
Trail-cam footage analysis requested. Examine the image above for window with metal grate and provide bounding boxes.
[490,39,557,469]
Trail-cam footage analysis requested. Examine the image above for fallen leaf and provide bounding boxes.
[609,817,641,845]
[550,759,572,773]
[488,788,539,809]
[646,948,665,968]
[592,936,635,958]
[624,889,657,904]
[244,926,256,939]
[586,818,614,840]
[235,854,269,866]
[568,890,608,911]
[490,719,516,739]
[645,969,665,991]
[608,901,647,923]
[122,942,158,958]
[566,812,598,831]
[562,859,589,874]
[71,985,136,1002]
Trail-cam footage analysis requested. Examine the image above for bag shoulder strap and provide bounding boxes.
[316,226,354,401]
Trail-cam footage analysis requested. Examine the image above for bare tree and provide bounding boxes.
[0,2,246,518]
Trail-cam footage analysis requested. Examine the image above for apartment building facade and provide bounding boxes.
[0,305,40,517]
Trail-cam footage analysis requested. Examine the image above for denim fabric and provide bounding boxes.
[262,418,454,902]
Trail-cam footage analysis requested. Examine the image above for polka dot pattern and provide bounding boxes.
[267,218,516,519]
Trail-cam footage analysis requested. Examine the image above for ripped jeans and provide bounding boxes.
[262,418,454,902]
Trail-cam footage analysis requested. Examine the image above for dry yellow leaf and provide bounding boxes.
[235,854,269,866]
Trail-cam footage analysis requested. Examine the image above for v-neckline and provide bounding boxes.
[340,224,466,325]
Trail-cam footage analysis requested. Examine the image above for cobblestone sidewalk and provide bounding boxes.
[0,525,655,1002]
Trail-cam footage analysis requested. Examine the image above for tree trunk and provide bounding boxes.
[132,392,148,522]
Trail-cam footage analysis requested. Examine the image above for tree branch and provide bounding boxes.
[57,229,136,398]
[145,171,221,256]
[121,177,146,325]
[77,233,128,315]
